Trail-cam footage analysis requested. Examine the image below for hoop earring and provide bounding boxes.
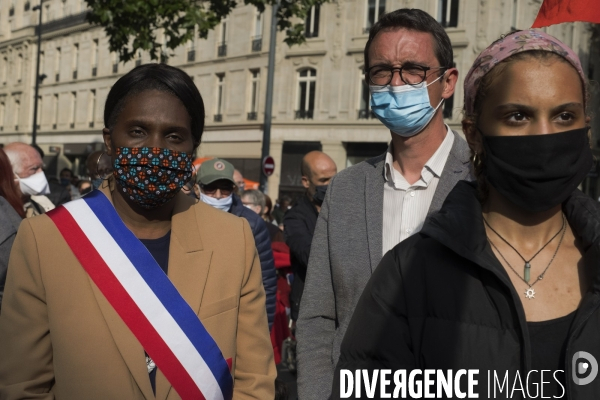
[97,151,112,180]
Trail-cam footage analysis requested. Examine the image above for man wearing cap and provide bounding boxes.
[198,159,277,329]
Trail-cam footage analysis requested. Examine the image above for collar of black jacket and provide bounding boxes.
[420,180,600,290]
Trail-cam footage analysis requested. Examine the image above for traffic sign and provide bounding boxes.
[262,156,275,177]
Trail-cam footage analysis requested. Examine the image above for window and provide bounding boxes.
[358,77,374,119]
[252,10,263,52]
[135,51,142,67]
[88,89,96,127]
[52,94,59,129]
[24,1,30,12]
[215,73,225,122]
[72,43,79,79]
[91,39,98,76]
[14,99,19,131]
[0,101,5,131]
[187,36,196,62]
[248,69,260,120]
[111,52,118,73]
[55,47,61,82]
[305,5,320,38]
[1,57,6,84]
[36,96,42,129]
[9,0,14,17]
[438,0,459,28]
[43,3,50,22]
[296,68,316,119]
[39,51,45,78]
[69,92,76,128]
[16,54,23,82]
[366,0,386,32]
[218,19,228,57]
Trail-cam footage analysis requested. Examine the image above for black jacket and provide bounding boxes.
[334,181,600,399]
[229,194,277,329]
[284,194,319,321]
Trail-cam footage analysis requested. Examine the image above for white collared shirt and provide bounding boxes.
[382,126,454,255]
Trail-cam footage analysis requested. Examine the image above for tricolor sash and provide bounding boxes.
[47,190,234,400]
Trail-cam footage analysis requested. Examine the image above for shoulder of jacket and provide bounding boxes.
[331,153,385,184]
[194,201,247,229]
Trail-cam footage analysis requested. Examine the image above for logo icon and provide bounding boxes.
[214,161,225,171]
[572,351,598,385]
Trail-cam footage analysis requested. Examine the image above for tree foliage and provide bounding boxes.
[85,0,328,63]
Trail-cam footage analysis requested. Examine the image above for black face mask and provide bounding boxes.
[481,127,593,212]
[312,184,329,206]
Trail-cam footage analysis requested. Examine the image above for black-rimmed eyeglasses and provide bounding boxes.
[366,64,448,86]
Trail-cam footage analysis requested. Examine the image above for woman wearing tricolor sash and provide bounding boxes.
[0,64,276,399]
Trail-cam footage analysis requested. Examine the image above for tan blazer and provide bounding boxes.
[0,181,276,399]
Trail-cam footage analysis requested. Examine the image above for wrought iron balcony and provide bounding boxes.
[187,50,196,62]
[217,43,227,57]
[295,110,314,120]
[357,109,376,119]
[214,114,223,122]
[251,38,262,52]
[247,111,258,121]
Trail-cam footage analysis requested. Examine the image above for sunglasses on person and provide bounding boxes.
[200,182,234,196]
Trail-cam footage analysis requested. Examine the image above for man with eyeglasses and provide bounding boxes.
[197,158,277,330]
[296,8,473,399]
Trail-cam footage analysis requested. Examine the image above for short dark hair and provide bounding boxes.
[363,8,453,72]
[104,63,205,146]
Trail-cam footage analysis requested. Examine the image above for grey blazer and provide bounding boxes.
[296,131,473,399]
[0,197,22,310]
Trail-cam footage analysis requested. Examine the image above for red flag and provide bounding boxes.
[531,0,600,28]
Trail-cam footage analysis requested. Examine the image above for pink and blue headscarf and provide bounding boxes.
[464,29,586,115]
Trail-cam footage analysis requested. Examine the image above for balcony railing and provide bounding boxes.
[38,12,88,35]
[72,70,77,79]
[251,37,262,52]
[214,114,223,122]
[92,66,97,77]
[187,50,196,62]
[357,109,376,119]
[295,110,314,119]
[247,111,258,120]
[217,43,227,57]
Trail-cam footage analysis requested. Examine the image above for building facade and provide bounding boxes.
[1,0,598,200]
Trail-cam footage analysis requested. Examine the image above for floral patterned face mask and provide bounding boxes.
[113,147,193,209]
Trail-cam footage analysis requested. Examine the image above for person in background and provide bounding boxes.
[233,169,245,194]
[272,195,291,229]
[333,30,596,399]
[284,151,337,323]
[59,168,80,200]
[29,145,71,207]
[296,9,473,399]
[4,142,55,217]
[86,150,114,190]
[199,159,277,329]
[242,189,284,243]
[263,194,276,225]
[0,148,24,311]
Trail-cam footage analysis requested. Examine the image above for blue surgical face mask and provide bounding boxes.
[369,73,445,137]
[200,193,233,212]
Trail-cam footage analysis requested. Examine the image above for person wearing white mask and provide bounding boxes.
[3,142,55,217]
[198,158,277,329]
[296,9,475,399]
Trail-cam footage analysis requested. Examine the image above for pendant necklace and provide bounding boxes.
[483,214,566,299]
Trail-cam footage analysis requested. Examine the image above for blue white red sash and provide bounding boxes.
[46,190,233,400]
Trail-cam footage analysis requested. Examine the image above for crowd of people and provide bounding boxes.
[0,6,598,400]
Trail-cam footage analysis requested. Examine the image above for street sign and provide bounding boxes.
[262,155,275,177]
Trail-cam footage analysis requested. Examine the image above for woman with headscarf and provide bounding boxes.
[0,64,275,399]
[332,30,599,399]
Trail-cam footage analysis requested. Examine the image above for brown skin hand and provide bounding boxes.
[368,28,458,184]
[301,151,337,212]
[102,89,196,240]
[463,58,590,321]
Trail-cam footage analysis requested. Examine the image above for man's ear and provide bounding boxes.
[103,128,113,156]
[441,67,459,100]
[301,175,310,189]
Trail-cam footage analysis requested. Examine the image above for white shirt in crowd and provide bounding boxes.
[382,126,454,255]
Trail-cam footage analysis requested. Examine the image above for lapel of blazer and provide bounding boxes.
[427,130,473,216]
[156,193,212,400]
[364,154,386,272]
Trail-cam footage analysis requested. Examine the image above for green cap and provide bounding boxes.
[197,158,235,185]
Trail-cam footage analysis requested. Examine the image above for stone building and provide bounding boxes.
[0,0,598,200]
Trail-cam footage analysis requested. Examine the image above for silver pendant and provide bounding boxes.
[525,287,536,299]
